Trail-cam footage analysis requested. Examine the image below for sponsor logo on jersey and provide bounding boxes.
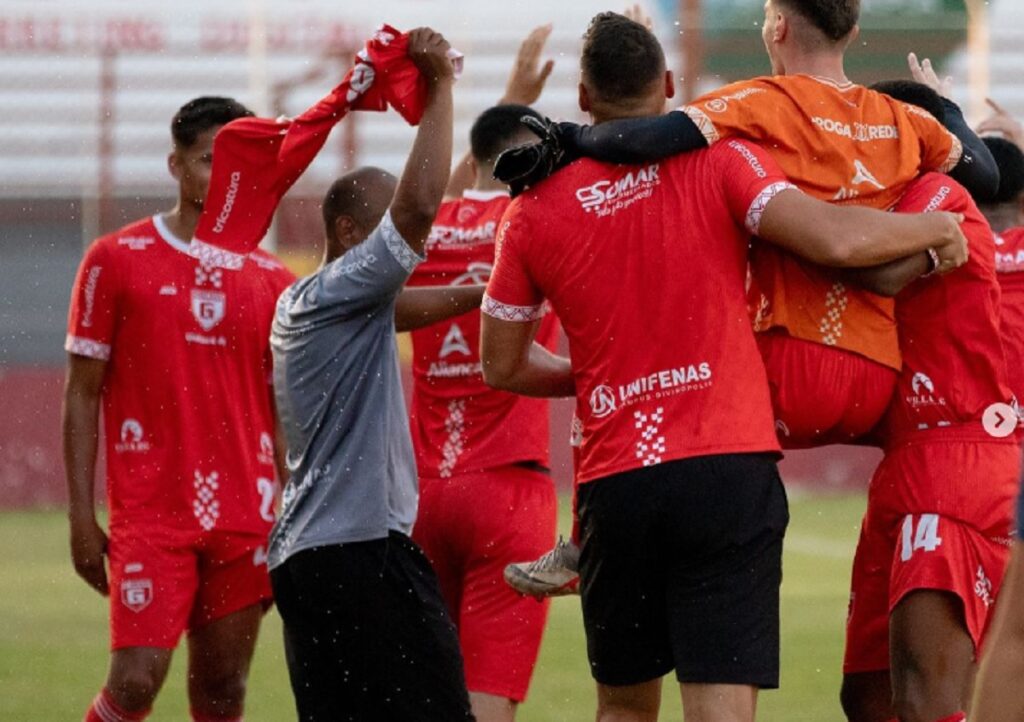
[328,253,378,278]
[452,261,492,286]
[975,565,994,608]
[121,578,153,613]
[812,116,899,142]
[191,289,226,331]
[116,418,151,453]
[923,184,952,213]
[851,160,885,190]
[428,221,497,248]
[118,236,155,250]
[906,371,946,409]
[996,246,1024,272]
[81,266,102,328]
[703,87,765,114]
[726,141,768,179]
[576,164,660,217]
[440,323,471,358]
[589,385,618,418]
[212,171,241,234]
[427,361,482,379]
[159,285,178,296]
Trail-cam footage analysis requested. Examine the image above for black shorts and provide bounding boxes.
[270,532,473,722]
[577,452,788,688]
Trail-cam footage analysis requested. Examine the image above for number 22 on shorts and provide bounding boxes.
[900,513,943,562]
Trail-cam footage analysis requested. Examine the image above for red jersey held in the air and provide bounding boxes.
[882,174,1014,442]
[66,215,296,533]
[485,139,788,484]
[407,190,559,478]
[995,226,1024,401]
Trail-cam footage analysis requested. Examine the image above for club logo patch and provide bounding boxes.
[191,289,226,331]
[121,578,153,613]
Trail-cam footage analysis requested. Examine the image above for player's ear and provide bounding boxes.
[578,82,591,114]
[167,150,182,182]
[664,70,675,100]
[333,215,357,246]
[773,11,787,43]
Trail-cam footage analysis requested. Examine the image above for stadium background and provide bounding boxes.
[4,0,1020,509]
[2,1,1022,719]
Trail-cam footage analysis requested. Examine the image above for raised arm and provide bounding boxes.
[908,53,1000,201]
[445,24,555,198]
[390,28,456,252]
[757,188,967,271]
[394,285,485,332]
[63,354,110,596]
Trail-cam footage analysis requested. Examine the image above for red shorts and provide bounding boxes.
[107,523,273,650]
[757,330,897,448]
[412,464,557,702]
[843,434,1018,673]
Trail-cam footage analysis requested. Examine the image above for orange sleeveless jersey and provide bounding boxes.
[681,74,962,370]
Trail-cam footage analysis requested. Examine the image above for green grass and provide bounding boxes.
[0,493,865,720]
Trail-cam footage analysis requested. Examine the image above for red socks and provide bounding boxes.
[84,688,149,722]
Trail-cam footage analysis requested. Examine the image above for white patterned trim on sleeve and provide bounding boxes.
[941,134,963,173]
[65,334,111,361]
[745,182,797,236]
[481,293,545,323]
[188,238,246,270]
[679,106,720,145]
[380,211,425,273]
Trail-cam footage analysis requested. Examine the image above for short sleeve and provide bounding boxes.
[715,140,798,235]
[678,79,772,146]
[65,240,118,360]
[303,210,424,317]
[482,201,545,323]
[902,103,963,174]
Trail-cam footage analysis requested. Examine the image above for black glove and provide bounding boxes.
[493,116,579,197]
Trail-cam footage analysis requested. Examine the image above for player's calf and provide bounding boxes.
[889,590,975,722]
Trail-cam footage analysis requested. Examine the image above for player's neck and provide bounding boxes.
[161,201,201,243]
[782,52,849,85]
[472,174,505,193]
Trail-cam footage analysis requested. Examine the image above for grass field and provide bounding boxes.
[0,493,865,720]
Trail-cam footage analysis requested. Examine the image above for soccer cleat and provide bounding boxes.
[504,535,581,598]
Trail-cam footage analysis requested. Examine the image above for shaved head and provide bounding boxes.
[322,167,398,243]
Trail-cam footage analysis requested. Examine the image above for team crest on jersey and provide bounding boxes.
[258,432,275,465]
[121,578,153,613]
[191,289,226,331]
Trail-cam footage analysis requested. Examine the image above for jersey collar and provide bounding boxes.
[463,189,509,201]
[151,214,192,255]
[803,74,856,92]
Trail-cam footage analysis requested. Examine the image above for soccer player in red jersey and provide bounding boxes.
[407,104,561,722]
[840,166,1019,722]
[501,0,996,451]
[978,133,1024,400]
[480,14,967,722]
[63,97,295,722]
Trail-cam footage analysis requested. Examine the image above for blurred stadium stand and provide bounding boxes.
[1,0,1019,507]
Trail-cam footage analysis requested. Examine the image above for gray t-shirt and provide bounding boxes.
[267,212,424,569]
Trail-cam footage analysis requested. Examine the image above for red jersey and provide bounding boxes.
[66,216,295,533]
[882,174,1013,441]
[485,140,787,483]
[407,190,559,477]
[995,227,1024,401]
[683,75,962,370]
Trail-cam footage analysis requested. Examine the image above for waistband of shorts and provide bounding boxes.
[883,422,1022,450]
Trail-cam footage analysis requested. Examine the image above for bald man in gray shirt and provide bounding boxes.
[267,28,477,722]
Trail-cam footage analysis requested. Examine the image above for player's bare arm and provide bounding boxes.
[395,284,485,332]
[480,316,574,398]
[62,354,110,596]
[445,24,555,198]
[840,254,933,298]
[390,28,455,253]
[757,188,968,272]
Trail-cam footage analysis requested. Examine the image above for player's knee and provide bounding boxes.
[108,667,163,711]
[189,668,247,711]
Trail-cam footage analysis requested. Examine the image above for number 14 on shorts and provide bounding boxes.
[900,514,943,562]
